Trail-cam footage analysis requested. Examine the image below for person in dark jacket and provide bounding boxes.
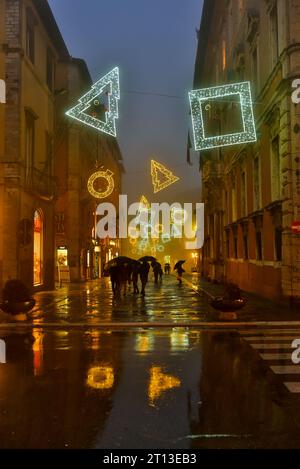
[139,261,150,296]
[174,265,185,284]
[152,262,160,284]
[109,265,121,295]
[131,263,140,294]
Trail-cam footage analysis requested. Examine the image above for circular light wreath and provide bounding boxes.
[87,169,114,199]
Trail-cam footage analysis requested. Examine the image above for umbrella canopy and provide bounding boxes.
[174,260,186,270]
[105,256,134,269]
[138,256,156,263]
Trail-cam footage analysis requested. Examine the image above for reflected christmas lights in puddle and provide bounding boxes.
[148,366,181,405]
[86,365,115,390]
[170,329,190,351]
[32,330,44,376]
[135,332,155,353]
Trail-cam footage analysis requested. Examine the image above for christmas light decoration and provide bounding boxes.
[189,81,256,151]
[86,366,114,390]
[139,195,150,209]
[151,160,180,194]
[161,233,171,244]
[148,366,181,404]
[171,208,188,225]
[87,169,114,199]
[66,67,120,137]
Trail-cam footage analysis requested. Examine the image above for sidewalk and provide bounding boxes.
[1,274,300,327]
[184,273,300,323]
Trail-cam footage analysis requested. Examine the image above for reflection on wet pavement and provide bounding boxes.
[26,276,215,325]
[1,328,300,448]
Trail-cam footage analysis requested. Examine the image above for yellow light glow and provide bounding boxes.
[32,330,44,376]
[139,195,150,209]
[128,226,140,239]
[87,169,114,199]
[151,159,180,194]
[86,365,114,390]
[148,366,181,404]
[170,330,190,351]
[135,333,154,353]
[154,223,164,235]
[171,208,187,225]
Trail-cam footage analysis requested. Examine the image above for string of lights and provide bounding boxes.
[122,88,264,105]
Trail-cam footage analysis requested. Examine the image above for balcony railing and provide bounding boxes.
[24,167,57,201]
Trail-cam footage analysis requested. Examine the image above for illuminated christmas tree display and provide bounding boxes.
[151,159,180,194]
[189,81,256,151]
[128,196,187,257]
[66,67,120,137]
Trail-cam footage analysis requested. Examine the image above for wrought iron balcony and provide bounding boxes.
[24,167,57,201]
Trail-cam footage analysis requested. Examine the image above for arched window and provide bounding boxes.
[33,209,43,286]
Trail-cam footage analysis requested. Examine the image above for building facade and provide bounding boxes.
[0,0,123,292]
[55,58,123,283]
[194,0,300,303]
[0,0,69,292]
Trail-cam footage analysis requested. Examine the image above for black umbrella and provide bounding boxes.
[138,256,156,263]
[174,260,186,270]
[106,256,134,269]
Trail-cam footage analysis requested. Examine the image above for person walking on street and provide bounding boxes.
[174,264,185,285]
[158,263,163,283]
[132,263,140,294]
[139,261,150,296]
[152,262,160,284]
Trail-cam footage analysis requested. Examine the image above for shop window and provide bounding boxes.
[33,210,43,286]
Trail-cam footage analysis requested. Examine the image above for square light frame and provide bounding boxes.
[189,81,257,151]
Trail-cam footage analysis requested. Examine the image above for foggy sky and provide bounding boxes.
[48,0,203,204]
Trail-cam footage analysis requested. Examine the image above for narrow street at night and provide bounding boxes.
[1,0,300,458]
[1,277,300,449]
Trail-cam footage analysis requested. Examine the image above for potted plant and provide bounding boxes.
[0,280,36,316]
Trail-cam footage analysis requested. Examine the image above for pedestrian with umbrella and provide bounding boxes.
[174,260,186,285]
[131,260,141,294]
[105,257,135,297]
[152,261,160,284]
[139,256,156,263]
[139,260,150,296]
